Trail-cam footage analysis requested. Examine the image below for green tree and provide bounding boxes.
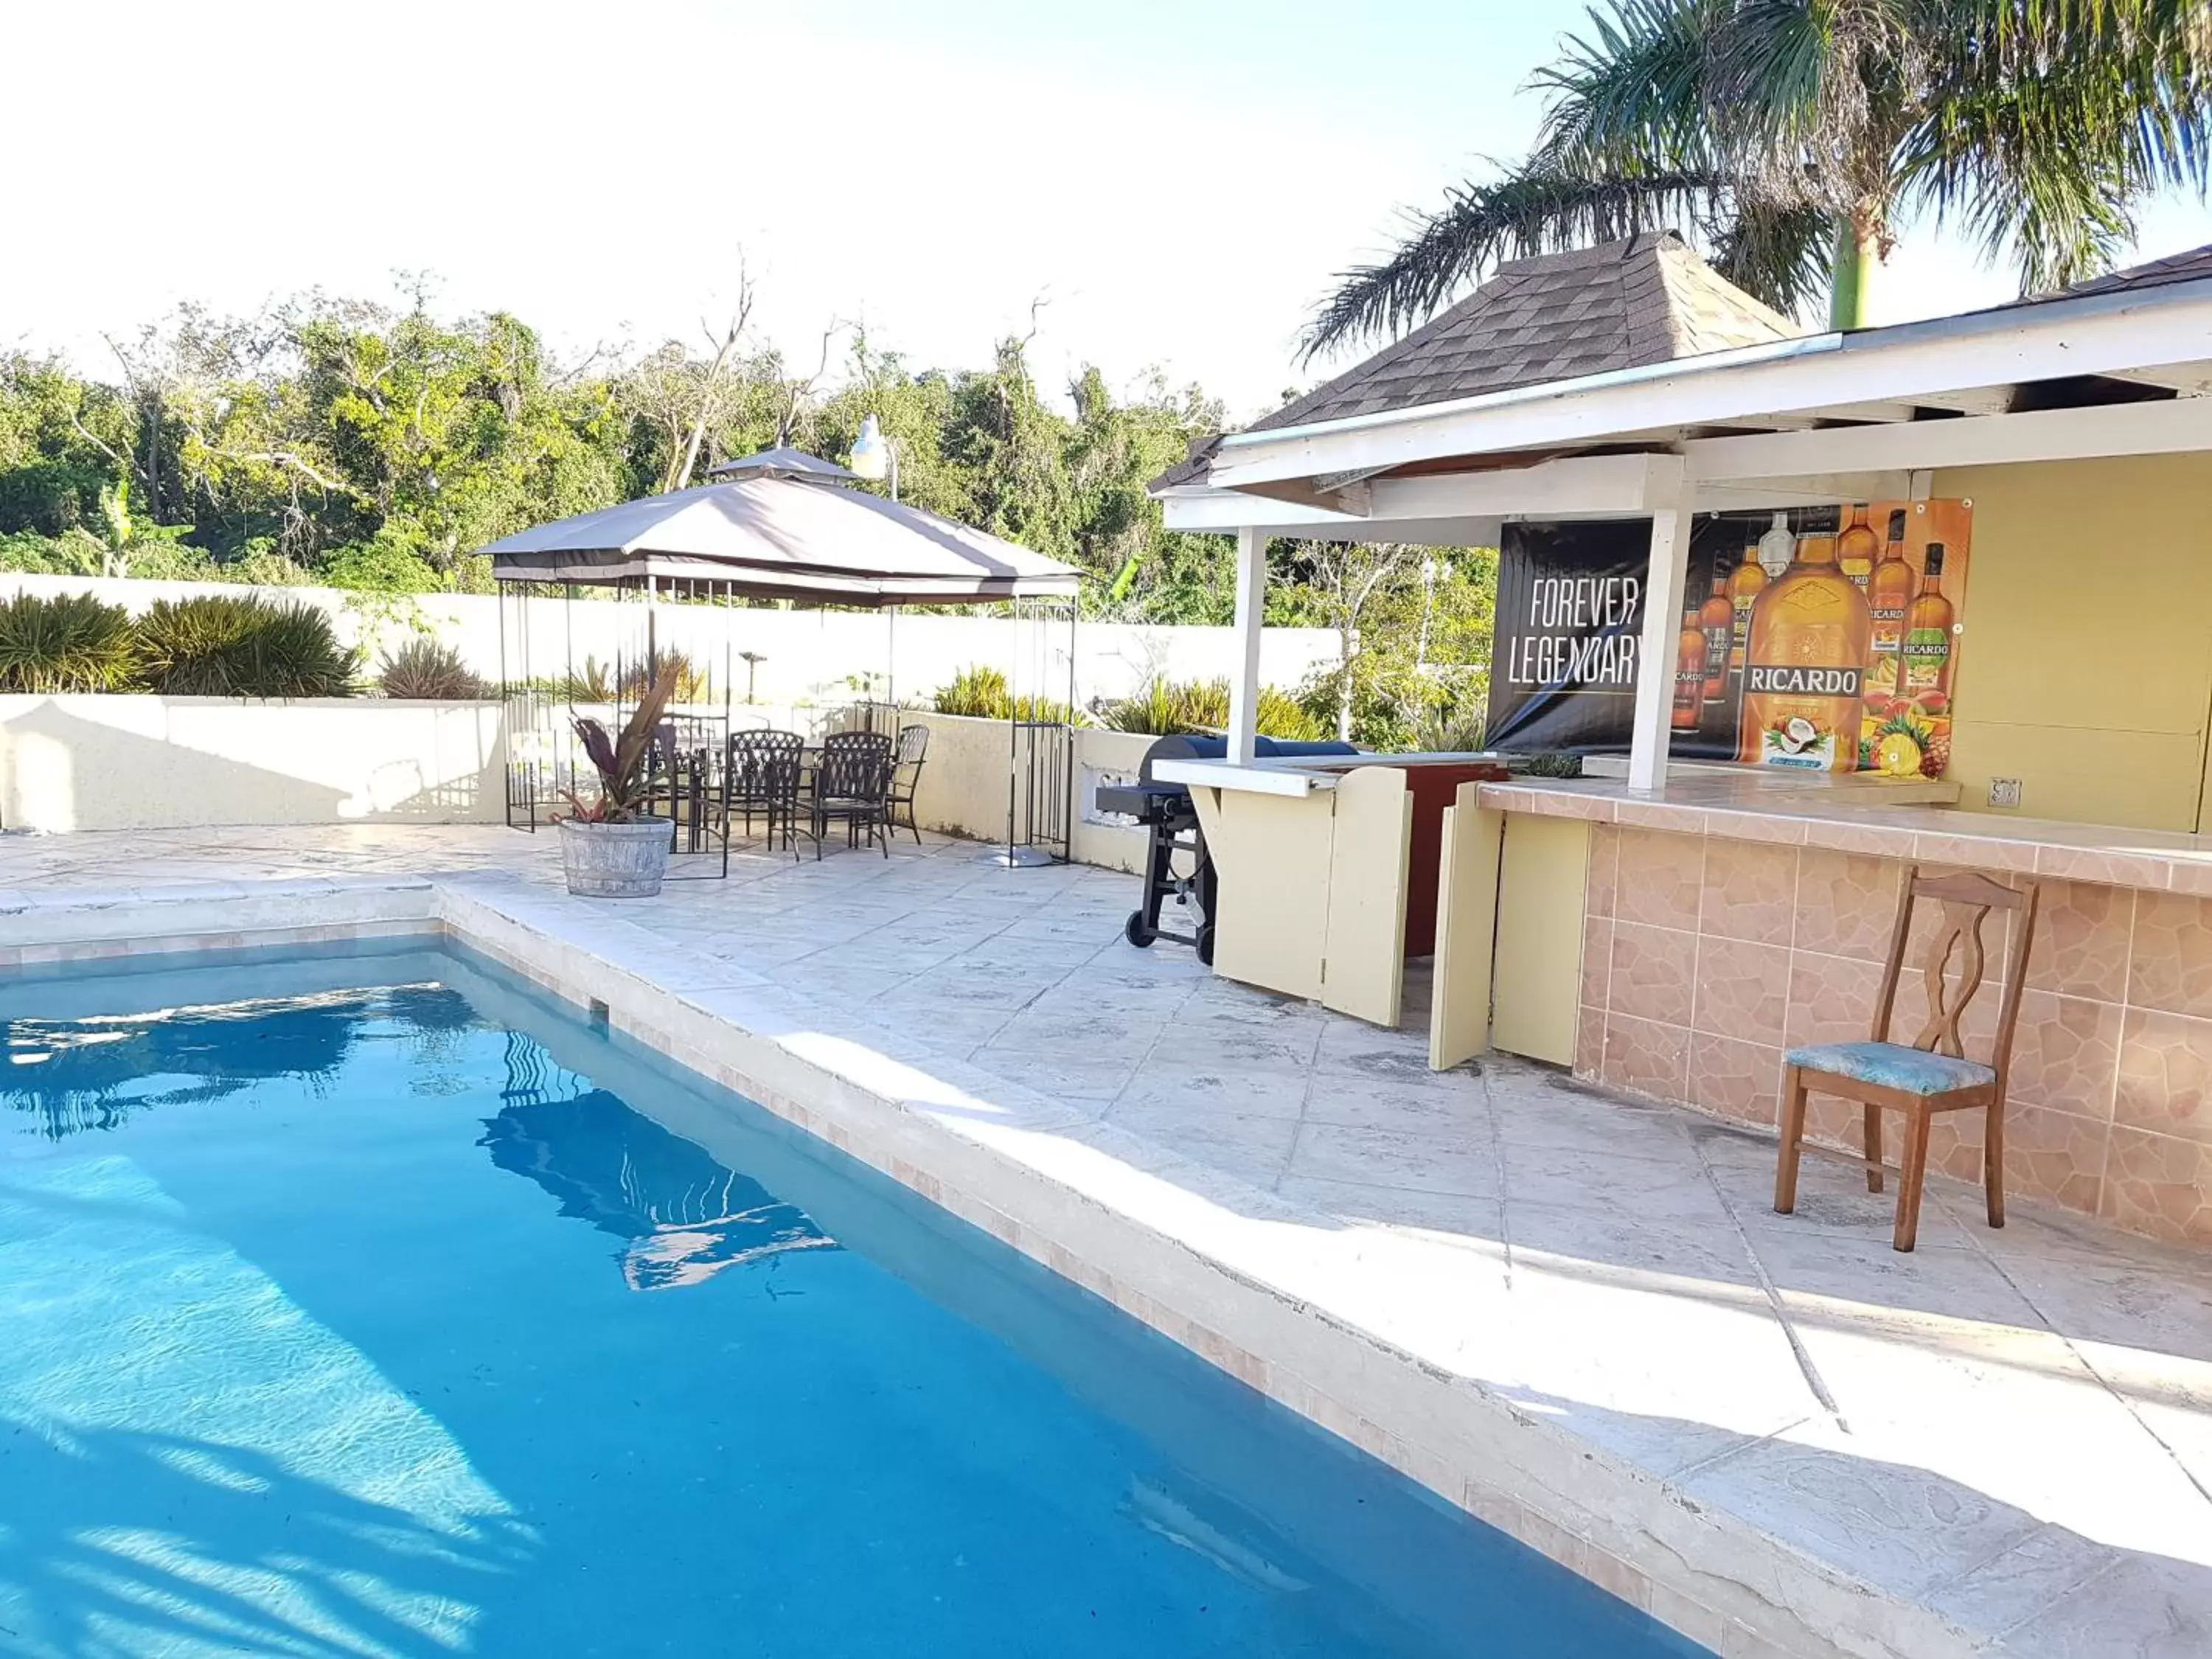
[1307,0,2212,349]
[0,352,136,539]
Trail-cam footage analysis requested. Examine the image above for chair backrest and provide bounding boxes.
[731,728,806,796]
[819,729,894,799]
[1871,867,2041,1076]
[896,724,931,765]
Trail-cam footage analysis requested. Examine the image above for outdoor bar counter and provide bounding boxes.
[1153,750,1504,1029]
[1474,768,2212,1247]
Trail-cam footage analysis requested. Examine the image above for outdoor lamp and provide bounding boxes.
[849,414,899,502]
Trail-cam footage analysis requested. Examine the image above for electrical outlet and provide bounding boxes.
[1988,777,2023,809]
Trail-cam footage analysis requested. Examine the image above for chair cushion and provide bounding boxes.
[1786,1041,1995,1096]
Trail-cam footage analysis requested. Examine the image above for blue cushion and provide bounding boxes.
[1786,1041,1995,1096]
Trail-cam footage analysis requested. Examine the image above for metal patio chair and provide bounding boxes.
[887,723,930,845]
[730,729,808,858]
[807,730,895,859]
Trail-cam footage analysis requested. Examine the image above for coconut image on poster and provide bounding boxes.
[1486,501,1971,774]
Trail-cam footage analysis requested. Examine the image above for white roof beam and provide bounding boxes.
[2107,363,2212,397]
[1804,400,1925,423]
[1209,281,2212,489]
[1686,392,2212,481]
[1161,453,1680,541]
[1694,471,1915,509]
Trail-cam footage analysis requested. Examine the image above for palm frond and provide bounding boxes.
[1708,199,1839,313]
[1301,164,1733,359]
[1898,0,2211,293]
[1533,0,1722,166]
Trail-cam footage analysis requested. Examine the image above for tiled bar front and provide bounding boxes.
[1576,821,2212,1245]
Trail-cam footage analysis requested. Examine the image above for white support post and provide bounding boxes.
[1227,525,1267,763]
[1627,467,1697,792]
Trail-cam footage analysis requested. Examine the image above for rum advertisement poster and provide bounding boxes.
[1484,501,1971,776]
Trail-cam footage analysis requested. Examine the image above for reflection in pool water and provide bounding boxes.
[481,1091,837,1290]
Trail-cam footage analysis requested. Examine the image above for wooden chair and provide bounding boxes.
[1773,867,2040,1252]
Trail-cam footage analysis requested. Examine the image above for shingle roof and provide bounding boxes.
[2025,241,2212,305]
[1156,232,1800,490]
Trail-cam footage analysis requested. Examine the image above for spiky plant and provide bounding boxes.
[1307,0,2212,350]
[0,592,142,693]
[561,662,680,824]
[378,638,487,700]
[137,595,359,698]
[933,664,1010,718]
[562,655,616,703]
[1104,676,1329,740]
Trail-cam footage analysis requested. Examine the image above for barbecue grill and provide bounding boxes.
[1097,734,1357,965]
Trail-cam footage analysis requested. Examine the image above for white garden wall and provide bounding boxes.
[900,712,1155,874]
[0,696,506,832]
[0,690,1159,888]
[0,574,1338,712]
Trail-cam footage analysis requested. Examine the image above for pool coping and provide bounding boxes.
[1,874,1991,1659]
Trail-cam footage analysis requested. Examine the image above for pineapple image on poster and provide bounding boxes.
[1855,498,1970,780]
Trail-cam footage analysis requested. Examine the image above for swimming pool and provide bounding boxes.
[0,941,1708,1658]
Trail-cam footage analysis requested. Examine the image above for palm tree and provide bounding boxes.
[1306,0,2211,355]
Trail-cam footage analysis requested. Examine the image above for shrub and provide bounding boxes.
[0,527,108,577]
[378,637,487,700]
[322,535,442,594]
[0,591,142,692]
[933,664,1008,717]
[562,655,615,703]
[928,664,1079,724]
[1514,751,1584,779]
[1103,676,1328,742]
[137,595,360,698]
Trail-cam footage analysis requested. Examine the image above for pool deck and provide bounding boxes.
[4,823,2211,1659]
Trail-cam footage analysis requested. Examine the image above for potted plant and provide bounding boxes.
[555,663,680,898]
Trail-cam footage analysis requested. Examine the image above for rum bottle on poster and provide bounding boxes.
[1904,543,1956,700]
[1866,507,1914,694]
[1836,504,1879,588]
[1672,605,1705,731]
[1725,540,1767,685]
[1698,571,1733,704]
[1737,507,1872,771]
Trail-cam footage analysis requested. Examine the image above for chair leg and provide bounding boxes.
[1984,1099,2007,1229]
[1893,1107,1933,1253]
[1863,1102,1885,1194]
[1774,1065,1807,1214]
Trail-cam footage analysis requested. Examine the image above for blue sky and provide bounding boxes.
[4,0,2205,421]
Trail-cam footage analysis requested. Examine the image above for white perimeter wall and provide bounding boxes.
[0,696,1160,865]
[0,574,1338,712]
[0,696,506,832]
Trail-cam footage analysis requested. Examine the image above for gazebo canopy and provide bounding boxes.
[705,445,859,484]
[481,466,1080,607]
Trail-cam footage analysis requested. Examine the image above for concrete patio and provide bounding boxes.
[4,823,2210,1658]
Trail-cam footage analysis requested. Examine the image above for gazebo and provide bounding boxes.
[481,448,1082,871]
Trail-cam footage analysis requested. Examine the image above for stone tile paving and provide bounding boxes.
[4,822,2212,1655]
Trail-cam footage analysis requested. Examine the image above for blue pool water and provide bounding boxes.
[0,942,1708,1658]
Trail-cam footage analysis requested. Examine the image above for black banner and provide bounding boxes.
[1484,520,1655,754]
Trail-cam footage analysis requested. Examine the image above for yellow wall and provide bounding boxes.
[1934,453,2212,832]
